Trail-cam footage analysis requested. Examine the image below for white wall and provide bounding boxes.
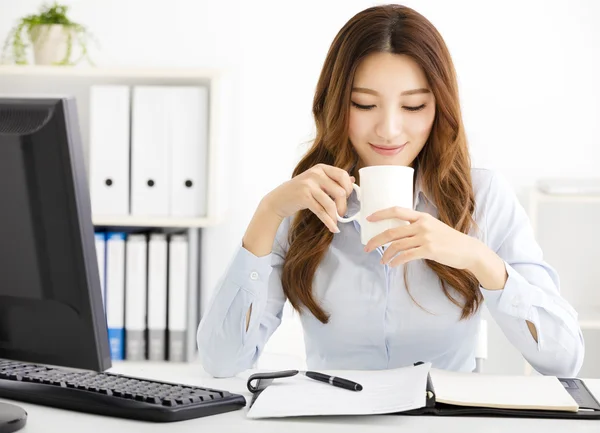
[2,0,599,374]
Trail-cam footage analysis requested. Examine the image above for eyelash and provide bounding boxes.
[350,101,426,112]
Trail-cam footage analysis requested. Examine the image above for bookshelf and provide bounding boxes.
[92,216,218,228]
[0,65,230,363]
[525,187,600,375]
[0,65,228,224]
[0,65,222,78]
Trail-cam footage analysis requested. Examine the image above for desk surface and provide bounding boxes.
[2,360,599,433]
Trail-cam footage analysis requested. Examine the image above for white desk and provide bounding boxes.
[2,360,599,433]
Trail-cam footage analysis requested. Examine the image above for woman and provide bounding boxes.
[197,4,584,378]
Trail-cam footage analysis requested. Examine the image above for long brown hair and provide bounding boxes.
[281,4,480,323]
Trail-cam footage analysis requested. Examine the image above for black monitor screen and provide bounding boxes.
[0,97,110,371]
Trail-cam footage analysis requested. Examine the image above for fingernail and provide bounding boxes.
[334,226,340,233]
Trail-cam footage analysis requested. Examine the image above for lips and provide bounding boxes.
[369,142,407,156]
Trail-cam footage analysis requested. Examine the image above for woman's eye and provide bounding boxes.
[351,101,375,110]
[351,102,427,112]
[404,104,426,112]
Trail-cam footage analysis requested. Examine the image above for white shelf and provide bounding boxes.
[0,65,231,225]
[530,189,600,203]
[529,187,600,330]
[0,65,222,79]
[92,215,219,228]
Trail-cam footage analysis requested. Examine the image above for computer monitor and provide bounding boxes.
[0,96,111,430]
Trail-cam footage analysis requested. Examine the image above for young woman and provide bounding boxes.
[197,4,584,378]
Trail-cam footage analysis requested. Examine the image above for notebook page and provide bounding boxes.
[430,368,579,412]
[247,362,431,419]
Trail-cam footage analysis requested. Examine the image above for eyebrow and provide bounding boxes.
[352,87,431,96]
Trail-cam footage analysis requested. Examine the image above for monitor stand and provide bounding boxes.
[0,403,26,433]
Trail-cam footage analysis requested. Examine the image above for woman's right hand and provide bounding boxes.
[261,164,355,233]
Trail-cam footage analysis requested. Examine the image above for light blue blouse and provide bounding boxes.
[197,168,584,378]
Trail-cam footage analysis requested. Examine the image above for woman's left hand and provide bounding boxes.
[364,206,481,270]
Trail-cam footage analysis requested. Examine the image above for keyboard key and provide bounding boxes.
[145,396,161,405]
[162,399,177,407]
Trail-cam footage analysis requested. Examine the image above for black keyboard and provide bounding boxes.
[0,359,246,422]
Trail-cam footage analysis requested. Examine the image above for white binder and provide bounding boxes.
[94,232,106,310]
[147,233,168,361]
[106,232,126,361]
[130,86,171,217]
[89,85,131,216]
[167,234,189,362]
[169,86,208,217]
[125,234,148,361]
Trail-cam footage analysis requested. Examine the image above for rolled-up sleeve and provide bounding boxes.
[196,219,289,377]
[479,171,584,377]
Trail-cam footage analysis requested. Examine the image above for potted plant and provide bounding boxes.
[1,2,95,66]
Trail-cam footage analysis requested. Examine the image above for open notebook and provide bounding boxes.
[245,362,600,419]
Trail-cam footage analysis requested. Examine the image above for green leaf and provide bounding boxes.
[1,1,96,66]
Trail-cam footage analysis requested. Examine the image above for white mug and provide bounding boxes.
[337,165,414,245]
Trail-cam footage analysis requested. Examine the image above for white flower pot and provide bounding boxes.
[29,24,73,65]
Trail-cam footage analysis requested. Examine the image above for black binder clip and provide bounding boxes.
[247,370,299,393]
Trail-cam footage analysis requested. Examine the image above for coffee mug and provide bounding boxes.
[337,165,414,245]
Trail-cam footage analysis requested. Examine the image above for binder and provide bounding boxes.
[125,234,148,361]
[401,365,600,419]
[89,85,131,216]
[168,86,208,217]
[130,86,171,217]
[167,234,189,362]
[105,232,126,361]
[94,232,106,310]
[246,362,600,420]
[147,233,168,361]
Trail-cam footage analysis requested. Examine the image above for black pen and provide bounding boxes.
[300,371,363,391]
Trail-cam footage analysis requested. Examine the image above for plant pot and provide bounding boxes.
[28,24,73,65]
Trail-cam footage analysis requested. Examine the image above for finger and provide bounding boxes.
[318,175,349,216]
[380,236,422,264]
[389,246,426,267]
[309,189,339,233]
[312,188,340,225]
[318,174,347,198]
[366,206,421,223]
[333,195,348,218]
[307,197,339,233]
[318,165,354,196]
[365,224,419,252]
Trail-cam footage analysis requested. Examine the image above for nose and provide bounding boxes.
[374,109,403,144]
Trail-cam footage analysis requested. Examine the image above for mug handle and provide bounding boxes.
[337,184,361,223]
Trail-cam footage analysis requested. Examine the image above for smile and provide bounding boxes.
[369,142,407,156]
